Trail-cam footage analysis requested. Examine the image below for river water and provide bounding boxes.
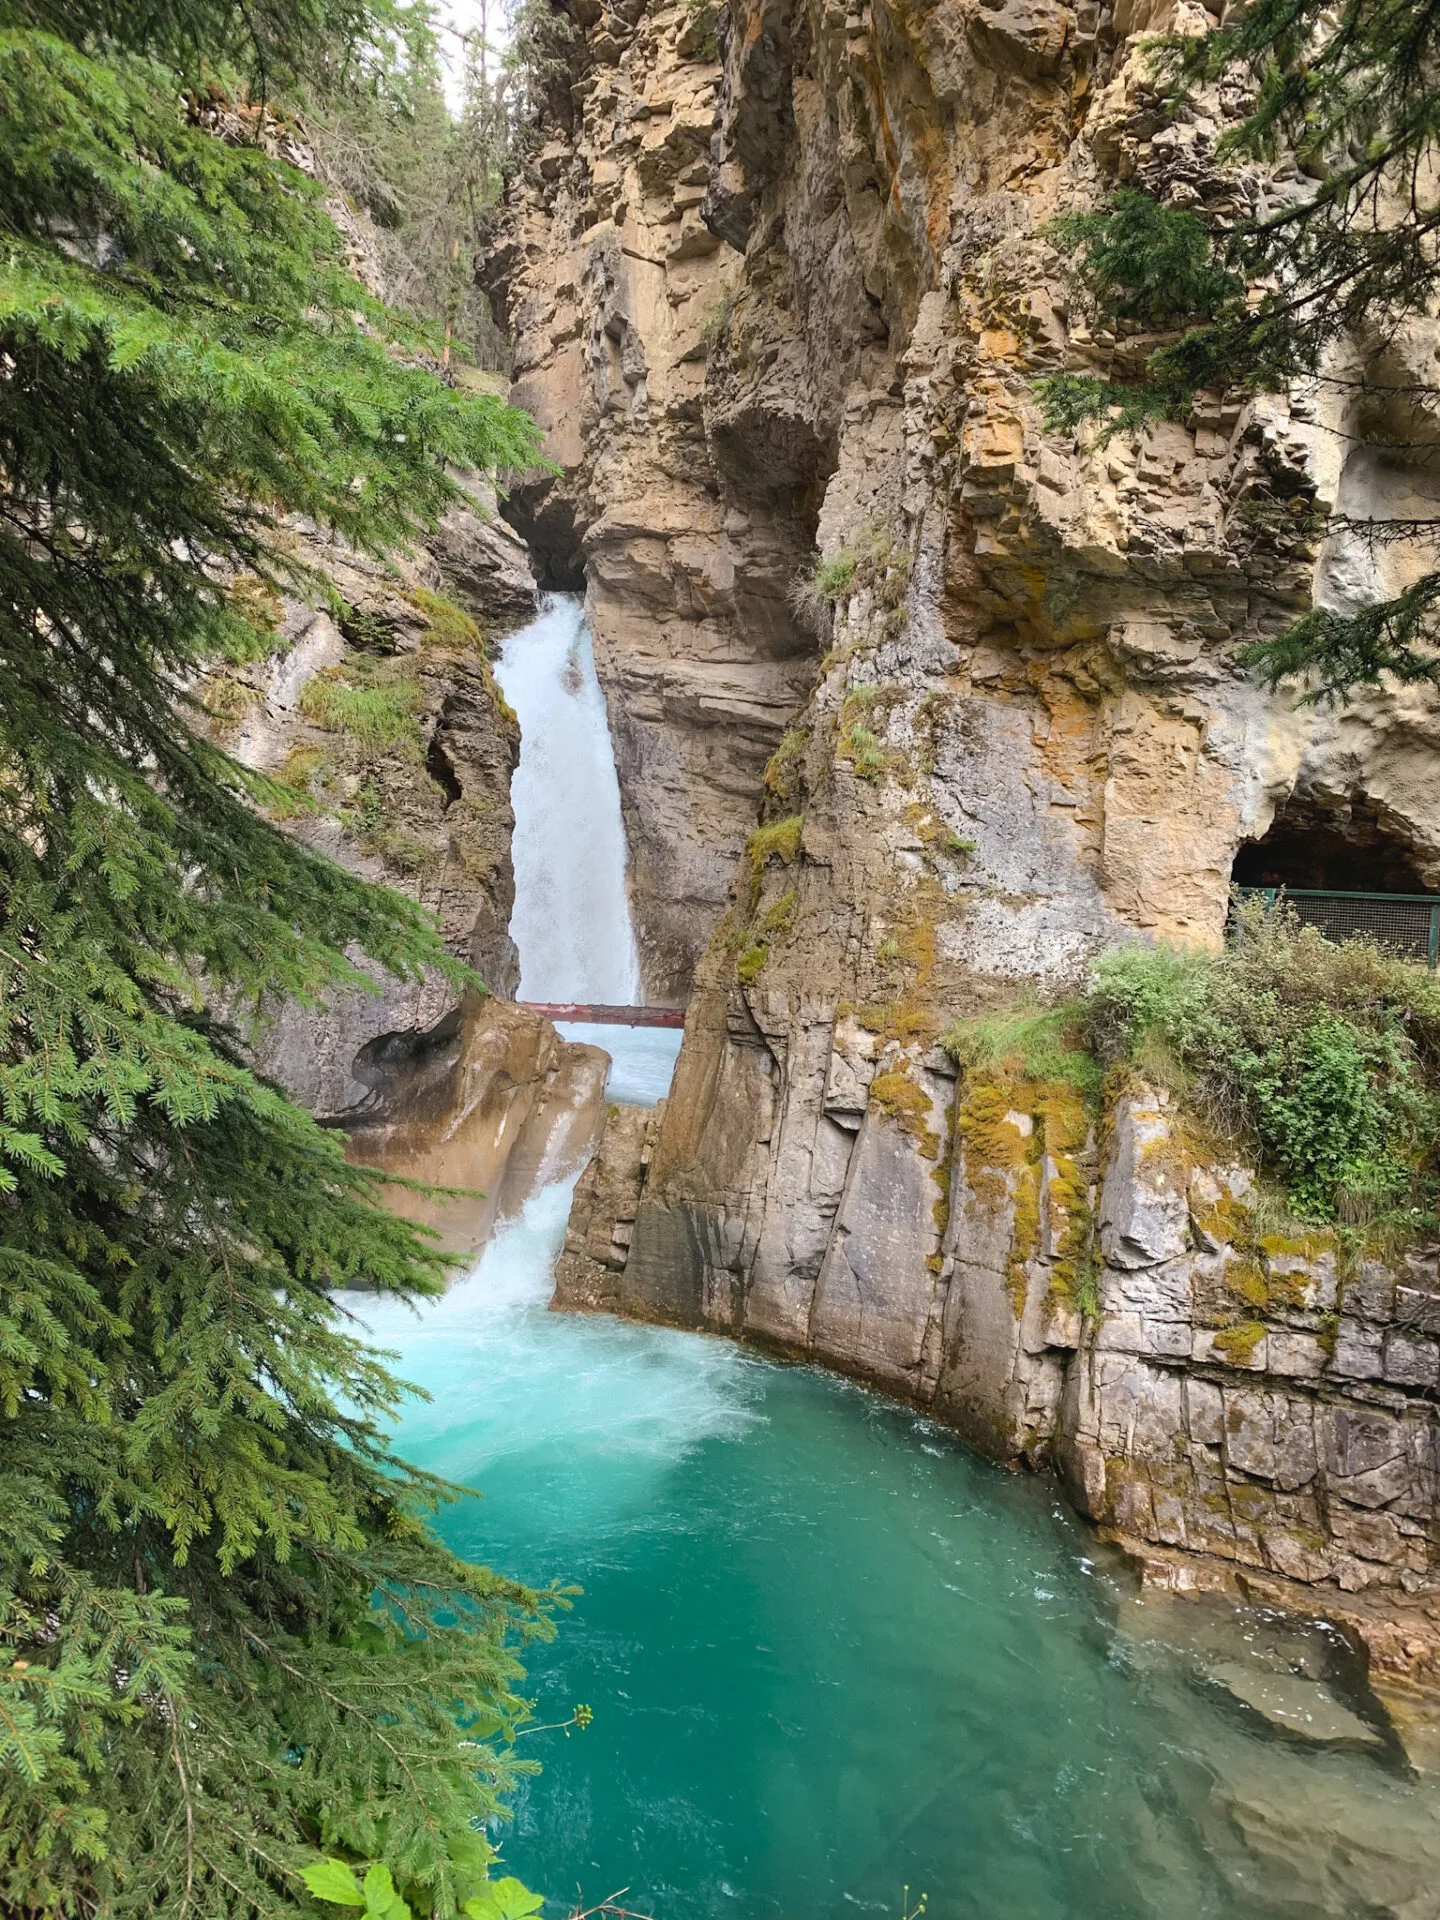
[352,597,1440,1920]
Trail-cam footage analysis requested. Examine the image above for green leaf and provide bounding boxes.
[465,1876,546,1920]
[362,1862,411,1919]
[302,1858,367,1907]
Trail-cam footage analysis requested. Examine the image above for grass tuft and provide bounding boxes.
[300,665,424,752]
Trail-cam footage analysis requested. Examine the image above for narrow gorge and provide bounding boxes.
[185,0,1440,1906]
[478,0,1440,1686]
[17,1,1440,1911]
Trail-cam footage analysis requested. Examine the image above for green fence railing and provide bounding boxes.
[1234,887,1440,967]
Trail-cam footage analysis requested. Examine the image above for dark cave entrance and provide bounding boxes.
[1230,793,1440,963]
[1231,794,1432,895]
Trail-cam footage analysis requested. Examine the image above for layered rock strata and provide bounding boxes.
[345,994,609,1261]
[555,1099,667,1307]
[206,486,535,1116]
[513,0,1440,1646]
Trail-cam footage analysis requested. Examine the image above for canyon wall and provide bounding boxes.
[205,493,608,1240]
[501,0,1440,1644]
[495,0,1440,1004]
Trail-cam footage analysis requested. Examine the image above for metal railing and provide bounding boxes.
[1234,887,1440,967]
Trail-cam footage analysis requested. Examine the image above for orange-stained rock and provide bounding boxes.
[343,994,609,1264]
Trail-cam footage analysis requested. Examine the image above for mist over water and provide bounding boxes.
[361,596,1440,1920]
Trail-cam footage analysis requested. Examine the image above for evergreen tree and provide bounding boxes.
[0,3,556,1914]
[1038,0,1440,701]
[302,0,571,373]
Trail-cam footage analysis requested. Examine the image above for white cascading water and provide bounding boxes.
[346,587,721,1480]
[495,592,681,1106]
[493,594,642,1006]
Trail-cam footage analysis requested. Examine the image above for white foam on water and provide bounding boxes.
[341,1175,759,1520]
[494,595,642,1006]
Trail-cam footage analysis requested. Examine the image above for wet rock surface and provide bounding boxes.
[343,994,609,1263]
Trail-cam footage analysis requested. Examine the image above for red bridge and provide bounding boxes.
[519,1002,687,1029]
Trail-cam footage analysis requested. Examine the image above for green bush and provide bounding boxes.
[1088,903,1440,1223]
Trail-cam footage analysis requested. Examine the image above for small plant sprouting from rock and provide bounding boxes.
[813,552,858,599]
[943,1001,1101,1316]
[199,669,258,730]
[680,0,721,62]
[842,722,886,780]
[300,661,426,754]
[407,585,488,653]
[836,684,900,784]
[789,548,857,630]
[907,803,976,866]
[272,744,334,815]
[1071,1248,1102,1319]
[763,888,798,935]
[746,813,804,892]
[736,940,769,986]
[763,727,808,809]
[223,572,285,659]
[1213,1320,1267,1366]
[740,825,804,981]
[941,1002,1102,1101]
[791,526,911,633]
[343,776,433,876]
[338,601,402,655]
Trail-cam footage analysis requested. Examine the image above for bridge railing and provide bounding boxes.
[518,1001,687,1029]
[1233,887,1440,968]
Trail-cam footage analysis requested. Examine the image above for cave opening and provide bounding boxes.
[1231,793,1440,963]
[1232,794,1433,895]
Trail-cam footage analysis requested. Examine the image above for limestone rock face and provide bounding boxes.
[343,994,609,1264]
[206,486,537,1116]
[553,1100,666,1311]
[493,9,822,998]
[510,0,1440,1635]
[496,0,1440,985]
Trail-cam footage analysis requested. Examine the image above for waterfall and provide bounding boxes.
[494,594,642,1006]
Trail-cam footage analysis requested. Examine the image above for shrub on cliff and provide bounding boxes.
[0,3,553,1916]
[1088,903,1440,1224]
[1039,0,1440,701]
